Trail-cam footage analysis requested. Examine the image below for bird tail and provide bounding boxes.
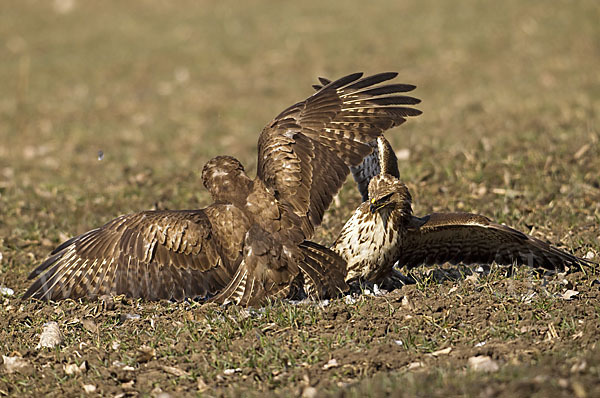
[298,241,349,300]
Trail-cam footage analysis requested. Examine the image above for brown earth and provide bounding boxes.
[1,0,599,396]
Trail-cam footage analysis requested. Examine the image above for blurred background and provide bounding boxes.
[0,0,598,281]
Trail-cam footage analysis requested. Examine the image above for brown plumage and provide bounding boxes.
[24,72,422,305]
[332,138,594,286]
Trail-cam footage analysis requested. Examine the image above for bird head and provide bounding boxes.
[367,174,413,217]
[202,156,252,204]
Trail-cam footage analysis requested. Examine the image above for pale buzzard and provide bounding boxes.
[331,137,594,285]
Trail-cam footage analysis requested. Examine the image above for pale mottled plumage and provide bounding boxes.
[25,72,422,306]
[332,138,594,285]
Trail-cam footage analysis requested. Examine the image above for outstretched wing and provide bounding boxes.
[257,72,421,239]
[24,208,244,301]
[397,212,593,271]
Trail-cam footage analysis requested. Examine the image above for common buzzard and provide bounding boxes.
[331,137,594,285]
[24,72,422,306]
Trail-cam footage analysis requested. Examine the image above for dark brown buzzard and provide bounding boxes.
[24,72,422,306]
[331,137,595,286]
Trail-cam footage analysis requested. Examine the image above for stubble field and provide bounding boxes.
[1,1,599,396]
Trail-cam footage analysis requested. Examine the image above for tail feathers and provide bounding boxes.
[298,241,349,299]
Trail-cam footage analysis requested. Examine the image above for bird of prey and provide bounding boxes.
[24,72,422,306]
[331,136,594,286]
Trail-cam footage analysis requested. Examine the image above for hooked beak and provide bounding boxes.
[370,198,380,214]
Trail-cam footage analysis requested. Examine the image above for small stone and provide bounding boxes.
[302,386,318,398]
[0,286,14,296]
[407,361,424,370]
[570,360,587,373]
[2,355,31,374]
[322,359,339,370]
[429,347,452,357]
[81,318,98,333]
[37,321,63,349]
[64,361,87,375]
[223,368,241,375]
[136,345,156,363]
[561,290,579,300]
[197,377,208,392]
[558,378,569,388]
[161,365,188,377]
[83,384,96,393]
[468,355,499,372]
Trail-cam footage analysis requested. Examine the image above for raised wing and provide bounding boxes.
[24,208,245,301]
[257,72,421,239]
[397,212,592,271]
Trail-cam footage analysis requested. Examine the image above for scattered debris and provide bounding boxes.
[81,318,98,333]
[82,384,96,393]
[584,251,595,260]
[119,313,141,322]
[561,290,579,300]
[394,340,404,346]
[302,386,318,398]
[429,347,452,357]
[401,295,414,310]
[0,286,14,296]
[223,368,242,375]
[136,345,156,363]
[546,323,559,340]
[37,321,63,349]
[407,361,424,370]
[474,341,486,347]
[571,360,587,373]
[322,359,339,370]
[468,355,499,372]
[161,365,189,377]
[2,355,31,374]
[197,377,208,392]
[521,291,537,304]
[64,361,87,375]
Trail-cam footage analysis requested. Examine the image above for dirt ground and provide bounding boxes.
[1,0,599,397]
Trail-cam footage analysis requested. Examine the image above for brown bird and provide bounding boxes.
[331,137,594,286]
[24,72,422,306]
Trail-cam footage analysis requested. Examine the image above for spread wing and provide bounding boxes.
[257,72,421,239]
[397,212,593,271]
[24,209,244,301]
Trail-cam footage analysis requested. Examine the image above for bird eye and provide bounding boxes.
[377,193,393,205]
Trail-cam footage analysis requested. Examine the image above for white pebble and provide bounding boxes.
[0,286,14,296]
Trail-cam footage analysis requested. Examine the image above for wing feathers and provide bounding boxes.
[398,212,592,271]
[259,72,420,240]
[24,210,238,301]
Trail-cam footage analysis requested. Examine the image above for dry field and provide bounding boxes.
[1,1,599,396]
